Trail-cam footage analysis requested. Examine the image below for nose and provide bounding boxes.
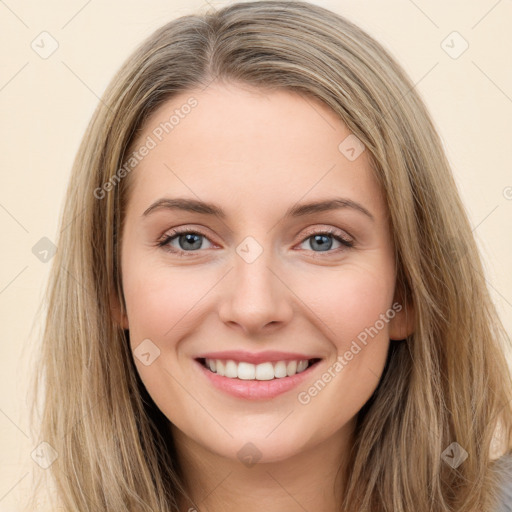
[218,247,294,336]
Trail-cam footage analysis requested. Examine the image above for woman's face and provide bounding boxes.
[116,82,411,463]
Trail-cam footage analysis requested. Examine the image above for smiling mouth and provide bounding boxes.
[197,357,322,381]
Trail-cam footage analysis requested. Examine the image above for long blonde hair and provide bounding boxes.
[27,1,512,510]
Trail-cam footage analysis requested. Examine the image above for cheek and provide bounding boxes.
[292,270,394,439]
[294,262,396,348]
[121,264,211,426]
[122,261,209,341]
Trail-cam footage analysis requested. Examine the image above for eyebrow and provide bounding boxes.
[142,197,375,221]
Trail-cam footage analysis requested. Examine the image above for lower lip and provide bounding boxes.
[195,359,321,400]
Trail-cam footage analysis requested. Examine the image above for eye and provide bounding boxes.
[156,226,354,257]
[297,228,354,255]
[157,228,214,256]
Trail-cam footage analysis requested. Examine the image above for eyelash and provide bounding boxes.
[156,227,354,258]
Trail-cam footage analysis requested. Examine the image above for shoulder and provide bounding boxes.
[494,453,512,512]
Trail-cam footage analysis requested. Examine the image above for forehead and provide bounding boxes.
[124,82,386,220]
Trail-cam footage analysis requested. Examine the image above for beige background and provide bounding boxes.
[1,0,511,509]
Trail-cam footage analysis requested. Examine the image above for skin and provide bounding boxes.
[113,81,413,512]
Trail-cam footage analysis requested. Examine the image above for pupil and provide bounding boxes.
[312,234,332,251]
[181,233,202,250]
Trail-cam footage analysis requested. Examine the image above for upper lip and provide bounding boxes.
[195,350,321,365]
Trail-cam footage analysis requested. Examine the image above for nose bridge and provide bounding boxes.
[235,243,276,299]
[218,234,292,333]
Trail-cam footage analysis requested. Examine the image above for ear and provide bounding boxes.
[388,285,415,341]
[110,288,129,330]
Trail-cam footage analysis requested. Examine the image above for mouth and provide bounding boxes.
[193,356,323,400]
[196,357,322,380]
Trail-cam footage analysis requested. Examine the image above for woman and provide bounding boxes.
[28,1,512,510]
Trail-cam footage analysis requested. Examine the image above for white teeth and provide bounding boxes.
[203,358,312,380]
[274,361,287,378]
[297,360,308,373]
[238,362,256,380]
[255,362,274,380]
[225,360,238,378]
[286,360,297,376]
